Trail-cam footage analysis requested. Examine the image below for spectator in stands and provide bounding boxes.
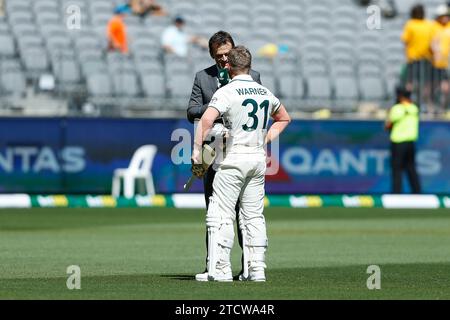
[355,0,397,18]
[385,87,421,194]
[107,7,129,55]
[130,0,167,17]
[430,4,450,115]
[401,4,434,111]
[161,16,208,57]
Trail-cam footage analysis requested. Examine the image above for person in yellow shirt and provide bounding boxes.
[385,88,421,194]
[401,4,433,110]
[430,5,450,115]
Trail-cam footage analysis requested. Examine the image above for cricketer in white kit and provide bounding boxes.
[192,46,291,282]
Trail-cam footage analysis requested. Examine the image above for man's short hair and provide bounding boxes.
[228,46,252,73]
[174,15,185,24]
[208,31,235,58]
[396,86,412,101]
[411,4,425,19]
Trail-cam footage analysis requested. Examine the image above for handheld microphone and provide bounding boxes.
[218,68,230,87]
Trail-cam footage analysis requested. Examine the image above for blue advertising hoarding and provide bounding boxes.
[0,118,449,194]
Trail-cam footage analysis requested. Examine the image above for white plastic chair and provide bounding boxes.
[111,145,158,199]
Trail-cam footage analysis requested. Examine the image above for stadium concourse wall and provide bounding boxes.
[0,117,449,195]
[0,194,449,209]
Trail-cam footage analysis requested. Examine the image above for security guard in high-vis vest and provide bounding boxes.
[385,88,422,194]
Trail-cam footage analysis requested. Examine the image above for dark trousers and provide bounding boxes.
[203,165,244,272]
[391,141,421,194]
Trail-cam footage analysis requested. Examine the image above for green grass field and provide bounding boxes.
[0,207,449,300]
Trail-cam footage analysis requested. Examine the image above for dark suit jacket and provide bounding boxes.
[187,65,261,123]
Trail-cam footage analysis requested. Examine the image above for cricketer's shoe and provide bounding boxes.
[208,268,233,282]
[195,272,209,282]
[249,269,266,282]
[239,268,266,282]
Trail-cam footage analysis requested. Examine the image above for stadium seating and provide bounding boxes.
[0,0,442,115]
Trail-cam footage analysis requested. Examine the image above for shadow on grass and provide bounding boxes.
[159,274,194,281]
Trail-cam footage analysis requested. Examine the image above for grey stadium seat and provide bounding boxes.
[108,60,136,74]
[81,59,107,78]
[46,37,73,52]
[252,16,278,30]
[130,38,160,56]
[52,55,82,85]
[6,0,30,14]
[198,1,223,16]
[0,22,10,33]
[306,74,332,100]
[0,69,27,97]
[252,57,274,75]
[75,36,103,52]
[40,24,64,38]
[92,13,113,27]
[253,4,278,17]
[36,12,61,26]
[0,34,16,57]
[280,5,304,19]
[8,11,34,25]
[225,16,251,30]
[260,72,277,94]
[34,0,59,13]
[279,16,305,33]
[164,56,191,75]
[62,0,87,13]
[141,73,166,99]
[278,73,305,100]
[21,47,50,76]
[12,23,37,37]
[360,75,387,101]
[112,72,141,98]
[302,58,328,76]
[135,58,164,74]
[166,72,193,99]
[87,73,113,98]
[358,62,383,76]
[334,74,359,101]
[0,59,22,71]
[89,1,113,14]
[17,36,44,54]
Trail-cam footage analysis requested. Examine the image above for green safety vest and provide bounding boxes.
[388,102,419,143]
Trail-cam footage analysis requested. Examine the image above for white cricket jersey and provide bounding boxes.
[209,74,281,158]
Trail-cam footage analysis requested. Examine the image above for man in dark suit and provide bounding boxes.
[187,31,261,281]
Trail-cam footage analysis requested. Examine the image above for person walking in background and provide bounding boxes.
[107,7,129,55]
[430,4,450,116]
[161,16,207,57]
[401,4,434,112]
[385,88,421,194]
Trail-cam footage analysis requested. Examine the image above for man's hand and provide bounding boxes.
[385,121,393,131]
[191,145,202,164]
[190,144,216,178]
[191,145,206,178]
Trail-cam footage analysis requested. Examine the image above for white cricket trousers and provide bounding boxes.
[210,154,266,233]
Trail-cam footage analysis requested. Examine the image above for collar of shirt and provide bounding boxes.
[230,74,253,82]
